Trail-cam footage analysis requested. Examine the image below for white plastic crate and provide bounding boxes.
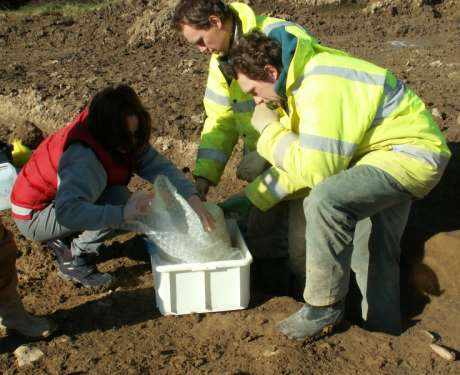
[148,219,253,315]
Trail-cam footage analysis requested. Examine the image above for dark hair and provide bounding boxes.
[87,84,151,162]
[172,0,232,30]
[222,31,283,81]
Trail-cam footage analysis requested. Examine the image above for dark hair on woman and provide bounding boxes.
[87,84,151,162]
[172,0,232,30]
[222,31,283,81]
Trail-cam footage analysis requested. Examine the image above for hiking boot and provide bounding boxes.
[276,300,344,340]
[47,239,113,289]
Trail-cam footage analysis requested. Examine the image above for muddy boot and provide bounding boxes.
[0,226,55,338]
[277,300,344,340]
[48,239,113,289]
[0,283,56,338]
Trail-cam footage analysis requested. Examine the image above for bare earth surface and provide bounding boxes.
[1,0,460,374]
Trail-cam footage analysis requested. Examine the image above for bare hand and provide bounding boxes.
[251,103,280,133]
[123,191,155,222]
[188,194,216,232]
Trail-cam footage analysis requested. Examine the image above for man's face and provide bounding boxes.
[181,20,230,55]
[237,72,281,106]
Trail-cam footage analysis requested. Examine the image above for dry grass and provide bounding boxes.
[0,0,119,17]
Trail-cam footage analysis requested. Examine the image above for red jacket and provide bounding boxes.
[11,109,134,220]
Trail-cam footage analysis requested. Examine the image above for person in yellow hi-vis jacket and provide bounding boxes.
[172,0,316,197]
[172,0,325,288]
[224,31,450,339]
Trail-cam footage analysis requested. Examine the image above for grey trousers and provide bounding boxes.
[303,165,412,334]
[14,185,131,257]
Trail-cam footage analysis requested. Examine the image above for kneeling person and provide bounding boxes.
[224,31,450,338]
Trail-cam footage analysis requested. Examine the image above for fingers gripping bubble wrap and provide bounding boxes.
[135,175,241,263]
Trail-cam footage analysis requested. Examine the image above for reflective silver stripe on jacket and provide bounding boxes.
[292,65,387,93]
[11,203,33,216]
[204,87,231,106]
[197,148,229,164]
[231,99,255,113]
[300,134,358,157]
[371,80,406,127]
[262,170,289,199]
[262,21,300,35]
[392,145,449,172]
[290,65,407,127]
[273,133,298,170]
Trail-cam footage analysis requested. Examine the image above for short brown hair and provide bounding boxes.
[172,0,232,30]
[87,84,152,162]
[223,31,283,81]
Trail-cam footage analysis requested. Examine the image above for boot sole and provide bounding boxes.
[3,321,58,339]
[279,322,340,342]
[301,322,340,343]
[57,271,113,291]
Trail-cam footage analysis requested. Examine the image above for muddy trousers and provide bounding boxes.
[14,185,131,257]
[303,165,412,335]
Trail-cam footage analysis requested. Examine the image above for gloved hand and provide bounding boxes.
[236,151,269,182]
[187,194,216,232]
[123,191,154,222]
[194,176,211,201]
[251,103,280,134]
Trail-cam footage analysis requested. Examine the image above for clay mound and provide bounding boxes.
[0,118,44,148]
[127,0,178,47]
[126,0,353,47]
[10,120,44,149]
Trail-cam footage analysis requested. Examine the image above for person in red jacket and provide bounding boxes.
[11,84,215,289]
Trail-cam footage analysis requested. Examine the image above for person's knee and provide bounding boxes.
[14,220,54,243]
[305,184,337,220]
[14,220,37,241]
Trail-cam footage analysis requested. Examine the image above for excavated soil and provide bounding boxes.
[1,0,460,373]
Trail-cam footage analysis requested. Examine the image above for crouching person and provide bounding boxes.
[10,84,215,290]
[224,31,450,338]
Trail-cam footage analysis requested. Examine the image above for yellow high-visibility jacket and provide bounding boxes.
[194,2,317,185]
[246,29,451,211]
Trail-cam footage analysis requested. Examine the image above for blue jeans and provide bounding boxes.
[303,165,412,334]
[15,185,131,257]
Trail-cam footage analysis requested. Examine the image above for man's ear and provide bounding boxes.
[264,64,279,82]
[208,15,223,29]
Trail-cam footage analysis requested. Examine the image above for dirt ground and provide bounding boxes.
[1,0,460,373]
